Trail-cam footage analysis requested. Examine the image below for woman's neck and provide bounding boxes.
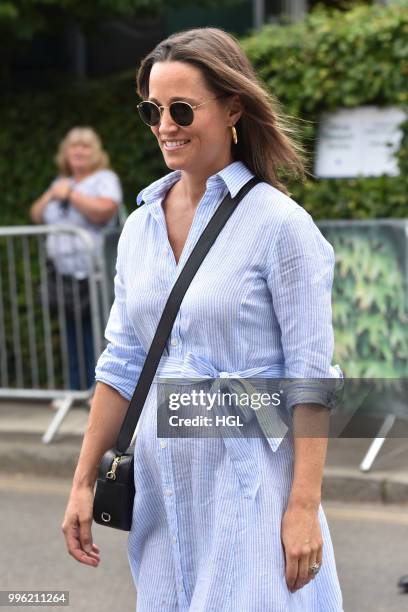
[179,157,234,208]
[71,168,94,182]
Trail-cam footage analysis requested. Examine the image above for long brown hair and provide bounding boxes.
[136,27,306,195]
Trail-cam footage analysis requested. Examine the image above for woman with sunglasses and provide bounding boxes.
[62,28,343,611]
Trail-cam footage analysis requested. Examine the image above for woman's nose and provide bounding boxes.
[158,107,178,132]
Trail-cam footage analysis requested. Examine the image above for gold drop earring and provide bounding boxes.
[231,125,238,145]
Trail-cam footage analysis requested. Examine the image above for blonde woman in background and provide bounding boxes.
[30,127,123,390]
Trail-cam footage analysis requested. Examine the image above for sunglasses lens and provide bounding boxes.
[170,102,194,126]
[138,102,160,126]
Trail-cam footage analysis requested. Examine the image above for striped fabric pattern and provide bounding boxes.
[95,160,344,611]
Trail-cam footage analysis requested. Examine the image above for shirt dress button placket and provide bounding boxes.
[156,185,228,610]
[149,201,188,606]
[168,319,182,355]
[157,440,189,609]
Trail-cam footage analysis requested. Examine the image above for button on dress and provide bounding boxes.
[95,161,344,611]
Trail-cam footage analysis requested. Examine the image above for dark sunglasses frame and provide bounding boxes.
[137,96,225,127]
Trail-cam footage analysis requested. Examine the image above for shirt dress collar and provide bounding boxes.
[136,160,255,208]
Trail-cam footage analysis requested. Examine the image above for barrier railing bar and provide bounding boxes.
[0,249,9,387]
[0,224,121,442]
[38,236,55,390]
[22,235,39,388]
[7,237,23,388]
[72,276,87,390]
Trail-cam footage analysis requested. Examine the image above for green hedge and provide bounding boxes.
[320,223,408,380]
[243,1,408,382]
[0,72,166,225]
[1,1,407,225]
[241,1,408,218]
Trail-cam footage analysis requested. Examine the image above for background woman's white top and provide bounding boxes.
[43,169,123,278]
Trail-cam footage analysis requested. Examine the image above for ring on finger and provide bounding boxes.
[309,562,321,576]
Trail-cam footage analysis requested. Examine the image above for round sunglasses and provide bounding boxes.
[137,97,221,127]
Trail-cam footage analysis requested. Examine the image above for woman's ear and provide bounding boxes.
[227,94,244,126]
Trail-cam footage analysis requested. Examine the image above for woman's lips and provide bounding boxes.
[163,139,191,151]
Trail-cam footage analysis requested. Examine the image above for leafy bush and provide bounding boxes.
[320,223,408,379]
[242,1,408,384]
[241,1,408,219]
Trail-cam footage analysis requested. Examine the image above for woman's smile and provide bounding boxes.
[162,138,191,151]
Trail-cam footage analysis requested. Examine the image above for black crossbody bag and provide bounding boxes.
[93,177,260,531]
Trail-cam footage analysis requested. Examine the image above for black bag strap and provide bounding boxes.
[116,176,261,453]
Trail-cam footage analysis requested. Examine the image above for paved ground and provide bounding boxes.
[1,475,408,612]
[1,400,408,611]
[0,475,134,612]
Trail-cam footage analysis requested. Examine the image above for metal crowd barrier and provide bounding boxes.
[0,224,122,443]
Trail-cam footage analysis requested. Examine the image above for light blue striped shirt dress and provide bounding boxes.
[95,160,344,611]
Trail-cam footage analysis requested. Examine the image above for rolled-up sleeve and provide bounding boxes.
[95,230,146,400]
[266,206,343,412]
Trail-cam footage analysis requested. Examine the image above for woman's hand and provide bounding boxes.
[51,178,72,201]
[281,500,323,593]
[61,485,100,567]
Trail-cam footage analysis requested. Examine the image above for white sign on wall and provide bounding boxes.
[314,106,406,178]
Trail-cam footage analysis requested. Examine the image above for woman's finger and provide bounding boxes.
[78,516,94,553]
[63,521,98,566]
[293,553,311,591]
[307,552,318,582]
[308,536,323,583]
[86,546,101,561]
[285,551,299,592]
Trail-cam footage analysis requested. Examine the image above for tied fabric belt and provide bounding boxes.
[153,352,290,499]
[151,352,344,499]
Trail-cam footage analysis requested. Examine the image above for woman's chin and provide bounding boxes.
[70,164,91,174]
[163,156,190,171]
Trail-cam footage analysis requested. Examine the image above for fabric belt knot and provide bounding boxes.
[155,352,290,499]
